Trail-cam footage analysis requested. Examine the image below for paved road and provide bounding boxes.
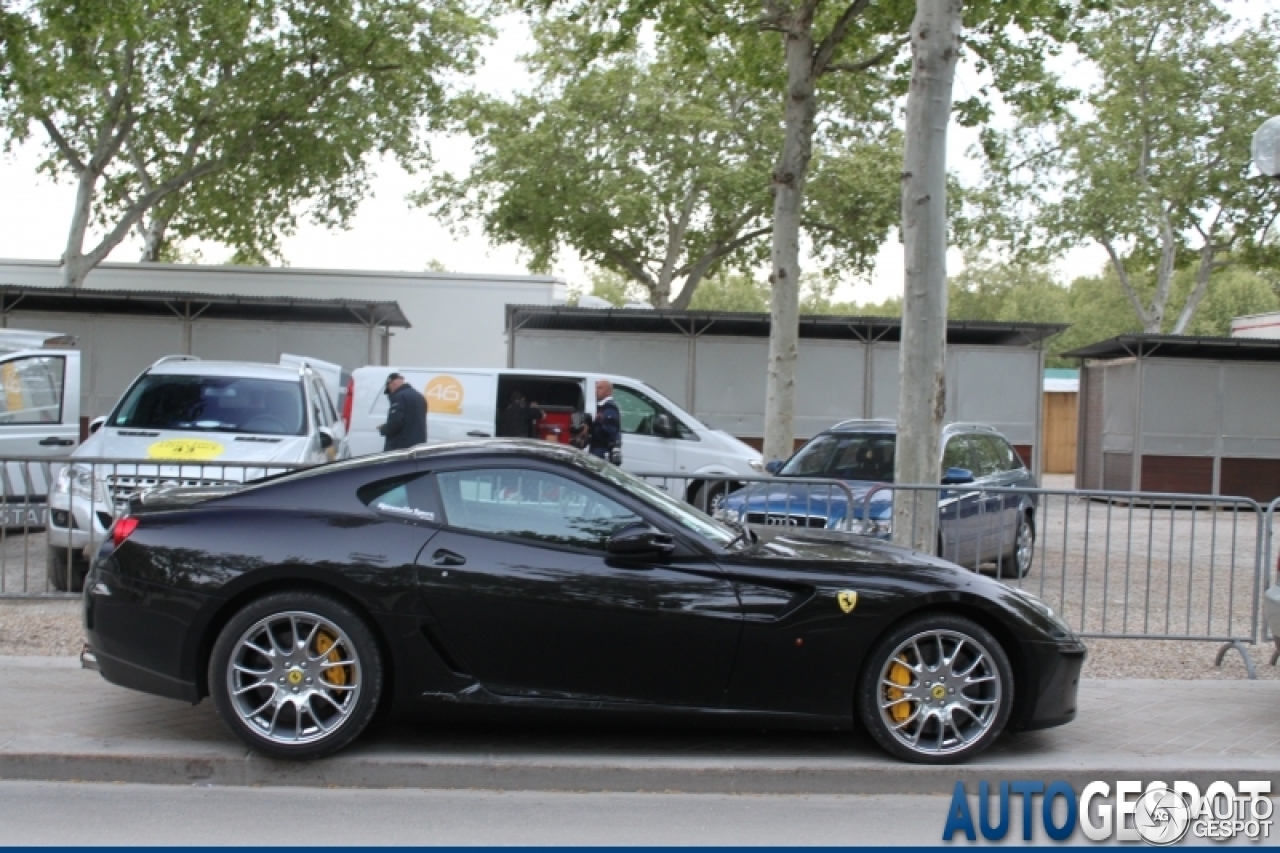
[0,782,1014,846]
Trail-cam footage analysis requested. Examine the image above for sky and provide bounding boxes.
[0,14,1107,305]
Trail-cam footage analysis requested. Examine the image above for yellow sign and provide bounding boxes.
[147,438,225,461]
[424,375,464,416]
[837,590,858,614]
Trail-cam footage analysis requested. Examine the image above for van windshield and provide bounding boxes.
[779,432,896,482]
[110,375,307,436]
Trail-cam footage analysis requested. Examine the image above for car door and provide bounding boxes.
[0,352,79,512]
[609,383,677,474]
[938,435,983,566]
[965,434,1009,562]
[418,464,742,707]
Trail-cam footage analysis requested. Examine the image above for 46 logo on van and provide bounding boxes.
[425,375,464,415]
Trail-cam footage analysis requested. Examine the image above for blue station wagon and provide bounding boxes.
[721,420,1038,576]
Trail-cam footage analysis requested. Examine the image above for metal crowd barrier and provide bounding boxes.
[1263,498,1280,666]
[0,456,303,597]
[639,472,1271,679]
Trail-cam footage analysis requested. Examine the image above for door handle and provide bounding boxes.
[431,549,467,567]
[466,431,491,438]
[39,437,75,446]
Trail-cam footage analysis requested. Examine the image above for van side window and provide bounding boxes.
[0,356,64,424]
[612,385,692,439]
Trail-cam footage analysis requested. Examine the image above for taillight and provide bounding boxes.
[112,516,139,547]
[342,377,354,431]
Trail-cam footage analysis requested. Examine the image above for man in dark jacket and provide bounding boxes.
[587,379,622,462]
[378,372,428,451]
[496,390,543,438]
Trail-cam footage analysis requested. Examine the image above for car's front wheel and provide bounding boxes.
[999,513,1035,579]
[46,547,88,593]
[209,591,383,760]
[857,613,1013,764]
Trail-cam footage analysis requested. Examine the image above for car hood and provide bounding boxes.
[75,428,312,467]
[723,478,893,522]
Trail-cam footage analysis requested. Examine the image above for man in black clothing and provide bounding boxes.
[378,372,428,451]
[587,379,622,463]
[496,390,543,438]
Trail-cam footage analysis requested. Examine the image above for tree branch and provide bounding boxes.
[36,115,86,174]
[601,244,658,293]
[824,36,909,75]
[1101,238,1154,330]
[812,0,873,77]
[671,225,773,309]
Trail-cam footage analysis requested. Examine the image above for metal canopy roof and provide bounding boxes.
[0,284,410,328]
[1062,334,1280,362]
[507,305,1065,346]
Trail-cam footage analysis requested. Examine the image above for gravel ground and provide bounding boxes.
[3,599,1277,679]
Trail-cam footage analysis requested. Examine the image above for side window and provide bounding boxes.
[612,385,691,439]
[941,436,972,473]
[0,356,64,425]
[968,435,1005,479]
[992,436,1024,470]
[436,468,643,551]
[358,473,440,524]
[312,378,338,425]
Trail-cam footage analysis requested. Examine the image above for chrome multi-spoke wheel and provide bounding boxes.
[859,615,1012,764]
[210,593,382,759]
[1001,515,1035,578]
[227,611,362,746]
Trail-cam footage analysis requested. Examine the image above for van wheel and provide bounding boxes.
[689,480,733,514]
[47,547,87,593]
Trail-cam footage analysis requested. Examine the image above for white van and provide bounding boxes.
[345,367,763,493]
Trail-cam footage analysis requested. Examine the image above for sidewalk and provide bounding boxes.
[1,656,1277,793]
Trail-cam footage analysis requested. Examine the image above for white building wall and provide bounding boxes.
[0,259,566,367]
[1231,311,1280,339]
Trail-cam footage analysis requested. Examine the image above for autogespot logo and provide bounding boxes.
[942,780,1273,844]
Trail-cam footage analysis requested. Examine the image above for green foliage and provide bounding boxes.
[426,19,903,308]
[968,0,1280,333]
[0,0,488,265]
[687,272,770,313]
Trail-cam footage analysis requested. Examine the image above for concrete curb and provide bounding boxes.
[1,737,1277,794]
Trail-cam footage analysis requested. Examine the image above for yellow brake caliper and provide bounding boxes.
[885,658,914,722]
[314,631,348,688]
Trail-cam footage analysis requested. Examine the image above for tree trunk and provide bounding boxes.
[893,0,962,552]
[762,12,817,465]
[138,209,172,262]
[60,168,100,288]
[1171,243,1218,334]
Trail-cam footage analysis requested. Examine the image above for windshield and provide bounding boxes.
[109,375,307,436]
[579,453,738,547]
[779,432,896,482]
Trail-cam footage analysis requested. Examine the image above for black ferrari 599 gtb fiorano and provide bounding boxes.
[83,440,1084,764]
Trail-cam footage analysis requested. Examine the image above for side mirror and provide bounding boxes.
[653,413,677,438]
[89,416,106,435]
[941,466,975,485]
[318,426,335,449]
[607,524,675,557]
[765,460,783,475]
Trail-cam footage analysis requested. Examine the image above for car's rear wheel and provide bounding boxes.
[999,513,1035,579]
[857,613,1013,764]
[209,591,383,760]
[46,547,87,593]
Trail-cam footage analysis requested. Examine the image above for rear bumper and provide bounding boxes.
[83,565,205,705]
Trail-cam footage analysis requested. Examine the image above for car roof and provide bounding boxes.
[408,437,586,464]
[825,419,1004,437]
[146,359,303,381]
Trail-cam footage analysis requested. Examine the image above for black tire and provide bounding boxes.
[998,513,1035,579]
[689,480,733,515]
[46,547,87,593]
[209,591,383,760]
[857,613,1014,764]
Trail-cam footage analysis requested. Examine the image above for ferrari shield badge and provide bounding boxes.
[837,590,858,614]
